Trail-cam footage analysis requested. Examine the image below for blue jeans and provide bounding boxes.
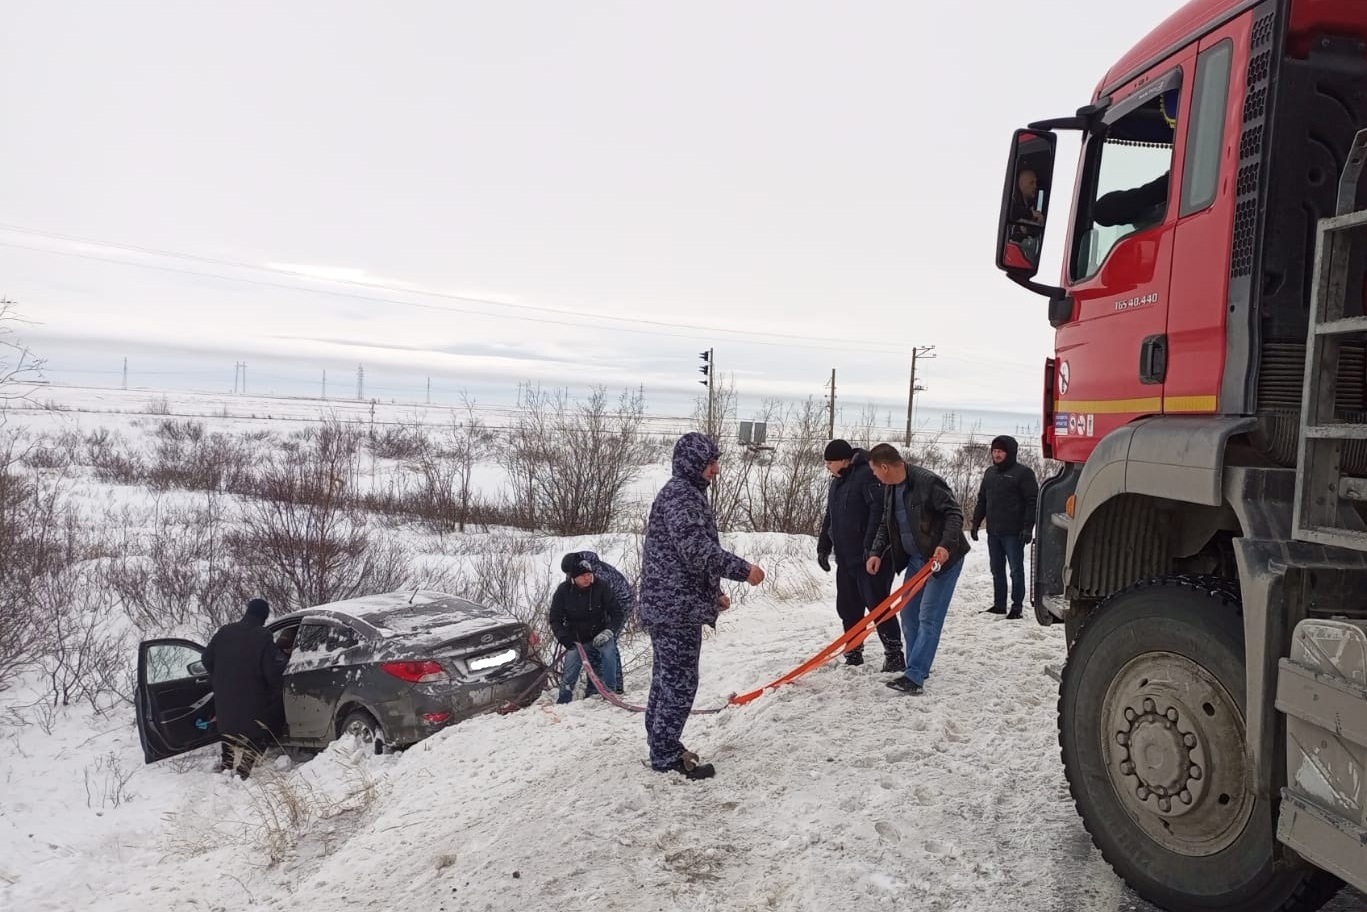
[898,556,964,686]
[610,617,627,692]
[558,641,620,702]
[987,533,1026,610]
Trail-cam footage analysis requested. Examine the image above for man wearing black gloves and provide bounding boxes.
[970,435,1039,619]
[817,439,905,671]
[549,554,625,702]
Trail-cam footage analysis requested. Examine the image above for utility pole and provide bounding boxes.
[122,357,128,390]
[826,368,837,440]
[905,345,936,445]
[241,362,247,394]
[426,376,431,405]
[356,364,365,401]
[699,349,715,437]
[322,369,327,400]
[232,362,239,394]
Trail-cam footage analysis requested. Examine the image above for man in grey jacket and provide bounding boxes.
[865,444,971,696]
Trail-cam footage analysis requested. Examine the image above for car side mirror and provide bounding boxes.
[996,129,1058,279]
[188,660,207,677]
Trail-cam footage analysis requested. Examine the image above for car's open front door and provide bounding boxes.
[135,638,218,763]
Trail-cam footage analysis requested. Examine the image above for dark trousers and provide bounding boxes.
[835,560,901,654]
[219,731,270,779]
[987,533,1026,610]
[645,624,703,771]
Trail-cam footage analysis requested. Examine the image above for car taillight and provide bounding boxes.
[381,661,448,683]
[527,630,541,647]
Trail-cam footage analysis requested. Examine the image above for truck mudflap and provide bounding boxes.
[1274,618,1367,893]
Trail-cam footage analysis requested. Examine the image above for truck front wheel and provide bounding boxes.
[1059,577,1340,911]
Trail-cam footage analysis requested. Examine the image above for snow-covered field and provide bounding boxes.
[2,394,1362,912]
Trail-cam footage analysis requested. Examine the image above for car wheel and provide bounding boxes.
[1060,577,1341,911]
[339,709,385,755]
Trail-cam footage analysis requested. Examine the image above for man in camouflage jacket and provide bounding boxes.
[639,432,764,780]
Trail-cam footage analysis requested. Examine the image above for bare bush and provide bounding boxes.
[444,395,497,532]
[944,438,991,515]
[0,298,42,407]
[32,567,131,710]
[367,417,430,461]
[689,386,828,535]
[140,396,172,418]
[23,430,81,470]
[85,752,138,808]
[86,428,145,484]
[105,493,239,640]
[744,398,828,535]
[147,425,256,495]
[501,386,654,535]
[0,436,95,691]
[228,426,409,612]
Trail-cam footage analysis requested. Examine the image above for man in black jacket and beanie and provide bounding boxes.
[202,598,287,779]
[549,555,625,703]
[817,439,904,671]
[970,435,1039,619]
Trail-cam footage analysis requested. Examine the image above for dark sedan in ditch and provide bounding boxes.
[135,590,547,762]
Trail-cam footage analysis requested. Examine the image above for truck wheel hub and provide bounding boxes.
[1116,698,1206,815]
[1101,651,1253,856]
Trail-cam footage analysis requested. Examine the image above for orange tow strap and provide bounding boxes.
[726,560,937,706]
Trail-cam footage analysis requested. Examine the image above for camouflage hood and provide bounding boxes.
[672,432,720,490]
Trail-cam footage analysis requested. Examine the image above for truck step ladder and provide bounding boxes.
[1293,127,1367,549]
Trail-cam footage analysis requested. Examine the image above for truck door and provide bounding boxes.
[1053,55,1194,461]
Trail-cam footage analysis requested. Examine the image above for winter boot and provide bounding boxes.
[885,676,923,695]
[844,648,865,666]
[665,754,715,780]
[984,605,1007,615]
[1005,608,1024,620]
[881,649,906,673]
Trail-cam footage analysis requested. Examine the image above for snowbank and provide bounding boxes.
[1,544,1142,912]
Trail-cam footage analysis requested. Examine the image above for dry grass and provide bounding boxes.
[164,749,381,867]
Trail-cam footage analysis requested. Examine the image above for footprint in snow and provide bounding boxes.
[923,839,958,857]
[874,821,902,843]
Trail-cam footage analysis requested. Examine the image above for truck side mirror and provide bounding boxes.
[996,129,1058,279]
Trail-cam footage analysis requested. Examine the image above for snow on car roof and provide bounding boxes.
[304,590,516,640]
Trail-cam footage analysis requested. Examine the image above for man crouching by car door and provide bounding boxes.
[202,597,287,778]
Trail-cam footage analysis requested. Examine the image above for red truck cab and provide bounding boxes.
[995,1,1367,909]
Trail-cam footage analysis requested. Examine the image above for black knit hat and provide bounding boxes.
[245,598,270,621]
[823,439,854,461]
[561,553,593,577]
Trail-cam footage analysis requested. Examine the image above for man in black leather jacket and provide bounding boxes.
[866,444,971,696]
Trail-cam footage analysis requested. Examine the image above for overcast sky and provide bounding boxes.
[0,0,1191,422]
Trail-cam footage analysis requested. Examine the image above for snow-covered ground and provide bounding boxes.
[3,396,1362,912]
[0,541,1166,912]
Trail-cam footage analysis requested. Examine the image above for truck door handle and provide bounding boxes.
[1139,334,1167,384]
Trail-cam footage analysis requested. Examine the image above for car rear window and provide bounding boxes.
[361,598,499,635]
[360,598,513,642]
